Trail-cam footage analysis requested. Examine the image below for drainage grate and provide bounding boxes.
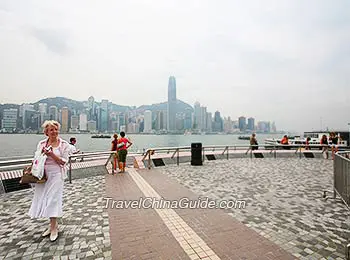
[2,178,31,193]
[206,154,216,160]
[152,158,165,167]
[303,152,315,158]
[254,153,264,158]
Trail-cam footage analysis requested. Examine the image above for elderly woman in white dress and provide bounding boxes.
[29,120,70,242]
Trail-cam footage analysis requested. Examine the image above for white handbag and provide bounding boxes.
[31,150,47,180]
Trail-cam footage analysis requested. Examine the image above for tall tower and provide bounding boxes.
[100,99,109,132]
[88,96,95,121]
[193,102,201,130]
[61,107,69,133]
[144,110,152,133]
[167,76,177,132]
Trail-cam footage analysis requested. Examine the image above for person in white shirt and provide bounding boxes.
[69,137,80,155]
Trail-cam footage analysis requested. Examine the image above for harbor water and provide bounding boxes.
[0,133,283,158]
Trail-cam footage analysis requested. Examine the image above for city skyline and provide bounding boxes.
[0,1,349,132]
[0,92,347,133]
[0,95,276,135]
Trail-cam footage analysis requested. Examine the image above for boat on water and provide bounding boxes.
[264,131,349,149]
[238,136,250,140]
[91,134,111,139]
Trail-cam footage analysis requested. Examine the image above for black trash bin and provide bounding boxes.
[191,143,203,166]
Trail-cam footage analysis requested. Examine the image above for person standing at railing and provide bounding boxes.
[68,137,80,163]
[320,134,329,159]
[110,133,119,174]
[117,131,133,173]
[250,133,258,150]
[28,120,70,242]
[69,137,80,155]
[305,137,311,150]
[329,132,340,160]
[280,135,290,149]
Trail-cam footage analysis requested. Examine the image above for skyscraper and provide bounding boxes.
[49,105,58,121]
[79,113,88,131]
[144,110,152,133]
[61,107,69,133]
[167,76,177,132]
[88,96,95,121]
[100,99,109,132]
[213,111,223,132]
[193,102,201,130]
[238,116,246,132]
[247,117,255,131]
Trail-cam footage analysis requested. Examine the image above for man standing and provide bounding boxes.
[69,137,80,155]
[250,133,258,150]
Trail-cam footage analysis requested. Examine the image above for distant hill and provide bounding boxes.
[34,97,85,111]
[35,97,132,112]
[0,97,193,116]
[137,99,193,113]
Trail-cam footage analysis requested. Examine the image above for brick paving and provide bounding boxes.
[0,175,111,260]
[1,157,349,259]
[138,168,294,260]
[105,173,189,260]
[160,158,350,260]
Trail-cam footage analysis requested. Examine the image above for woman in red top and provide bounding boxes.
[117,131,133,173]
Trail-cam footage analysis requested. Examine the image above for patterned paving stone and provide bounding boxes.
[0,175,111,259]
[160,158,350,259]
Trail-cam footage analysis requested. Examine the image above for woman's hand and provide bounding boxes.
[42,147,53,156]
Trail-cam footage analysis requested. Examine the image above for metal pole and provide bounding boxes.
[69,156,72,184]
[226,146,229,160]
[148,151,151,169]
[177,149,179,166]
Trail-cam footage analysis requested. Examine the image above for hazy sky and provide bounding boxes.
[0,0,349,132]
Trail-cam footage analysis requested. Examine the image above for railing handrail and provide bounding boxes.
[0,150,144,172]
[333,151,350,213]
[336,151,350,162]
[142,143,332,155]
[140,143,336,167]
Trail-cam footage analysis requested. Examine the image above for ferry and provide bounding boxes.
[238,136,251,140]
[91,134,111,139]
[264,131,349,149]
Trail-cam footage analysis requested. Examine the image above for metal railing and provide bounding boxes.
[0,150,143,184]
[333,151,350,210]
[0,144,342,182]
[67,151,116,184]
[322,151,350,260]
[65,150,144,183]
[141,144,329,169]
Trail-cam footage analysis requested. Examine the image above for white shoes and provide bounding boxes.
[50,229,59,242]
[41,228,51,237]
[42,225,59,241]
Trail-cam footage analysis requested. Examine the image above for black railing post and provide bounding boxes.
[69,156,72,184]
[177,149,179,166]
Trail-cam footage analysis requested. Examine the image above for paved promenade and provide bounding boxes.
[0,157,349,259]
[0,175,112,260]
[162,158,350,259]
